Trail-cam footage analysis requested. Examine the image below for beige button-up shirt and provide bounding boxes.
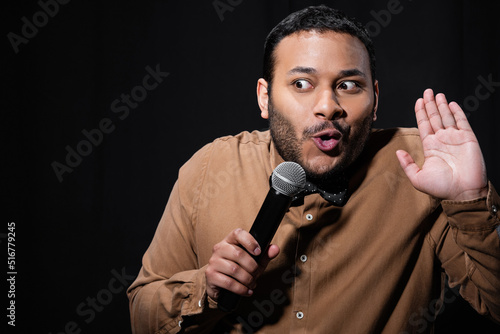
[128,128,500,333]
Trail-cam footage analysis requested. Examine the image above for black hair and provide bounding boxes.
[263,5,376,85]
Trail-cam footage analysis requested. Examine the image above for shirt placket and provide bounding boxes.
[289,197,319,333]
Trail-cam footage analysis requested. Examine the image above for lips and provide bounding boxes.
[312,128,342,152]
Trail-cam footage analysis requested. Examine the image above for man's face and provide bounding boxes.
[257,30,379,182]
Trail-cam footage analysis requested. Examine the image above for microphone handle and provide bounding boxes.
[217,189,292,312]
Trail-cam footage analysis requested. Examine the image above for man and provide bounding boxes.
[127,5,500,333]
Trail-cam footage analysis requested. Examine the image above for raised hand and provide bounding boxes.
[396,88,488,201]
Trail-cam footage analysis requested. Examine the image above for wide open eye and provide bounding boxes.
[338,80,360,92]
[293,79,313,90]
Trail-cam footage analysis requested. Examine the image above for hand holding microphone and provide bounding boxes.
[205,162,306,312]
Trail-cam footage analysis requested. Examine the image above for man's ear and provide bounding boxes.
[372,80,379,121]
[257,78,270,119]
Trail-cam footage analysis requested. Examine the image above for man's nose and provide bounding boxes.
[313,89,344,120]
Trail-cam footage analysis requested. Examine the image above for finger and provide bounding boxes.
[217,257,257,289]
[435,93,456,128]
[207,243,258,295]
[449,101,473,131]
[226,228,261,256]
[212,241,259,275]
[423,88,444,132]
[207,269,254,297]
[256,244,280,271]
[414,97,433,140]
[396,150,421,190]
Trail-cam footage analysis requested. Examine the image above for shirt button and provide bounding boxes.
[296,311,304,319]
[306,214,313,221]
[300,254,308,263]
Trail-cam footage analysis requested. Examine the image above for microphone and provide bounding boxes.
[217,161,306,312]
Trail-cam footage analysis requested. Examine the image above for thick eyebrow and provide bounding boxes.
[286,67,366,78]
[286,66,317,76]
[339,68,366,78]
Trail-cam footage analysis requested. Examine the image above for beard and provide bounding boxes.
[268,99,374,187]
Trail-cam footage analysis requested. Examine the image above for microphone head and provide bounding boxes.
[271,162,306,196]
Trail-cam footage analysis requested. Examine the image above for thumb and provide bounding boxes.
[396,150,421,187]
[257,244,280,271]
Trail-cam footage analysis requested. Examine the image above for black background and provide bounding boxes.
[4,0,500,333]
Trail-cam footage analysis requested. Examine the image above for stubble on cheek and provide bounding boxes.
[268,105,303,164]
[268,97,375,183]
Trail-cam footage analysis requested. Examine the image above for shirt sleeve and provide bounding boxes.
[434,181,500,324]
[127,143,227,334]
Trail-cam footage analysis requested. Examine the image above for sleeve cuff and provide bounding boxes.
[181,265,225,317]
[441,181,500,232]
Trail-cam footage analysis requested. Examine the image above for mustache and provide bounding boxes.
[302,120,350,138]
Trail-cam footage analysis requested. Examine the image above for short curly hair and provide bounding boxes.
[263,5,376,85]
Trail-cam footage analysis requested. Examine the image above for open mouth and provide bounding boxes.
[312,129,341,152]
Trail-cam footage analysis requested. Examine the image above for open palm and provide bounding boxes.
[396,89,488,201]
